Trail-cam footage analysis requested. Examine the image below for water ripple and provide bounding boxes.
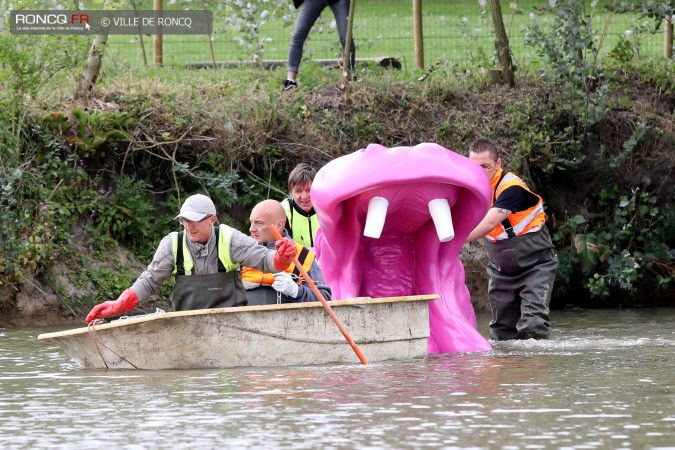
[1,309,674,449]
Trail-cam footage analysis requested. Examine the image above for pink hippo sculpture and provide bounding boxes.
[311,143,493,354]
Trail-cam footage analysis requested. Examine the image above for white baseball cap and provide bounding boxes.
[174,194,216,221]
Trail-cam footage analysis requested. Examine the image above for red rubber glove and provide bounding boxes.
[86,289,139,323]
[273,237,297,270]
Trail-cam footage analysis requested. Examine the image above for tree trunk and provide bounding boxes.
[339,0,356,91]
[74,0,114,100]
[488,0,515,87]
[74,32,109,100]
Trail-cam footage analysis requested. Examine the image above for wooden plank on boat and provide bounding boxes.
[38,295,436,370]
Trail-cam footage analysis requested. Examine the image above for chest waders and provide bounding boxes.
[171,225,247,311]
[484,226,558,340]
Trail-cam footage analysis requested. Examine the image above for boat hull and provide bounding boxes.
[38,296,434,369]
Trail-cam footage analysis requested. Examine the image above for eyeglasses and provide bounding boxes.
[180,215,213,226]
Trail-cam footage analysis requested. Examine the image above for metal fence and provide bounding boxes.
[105,0,672,70]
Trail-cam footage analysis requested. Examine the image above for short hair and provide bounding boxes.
[287,163,317,192]
[469,137,500,161]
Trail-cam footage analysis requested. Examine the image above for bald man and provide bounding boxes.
[242,199,333,305]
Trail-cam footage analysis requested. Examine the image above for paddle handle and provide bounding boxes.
[270,226,368,365]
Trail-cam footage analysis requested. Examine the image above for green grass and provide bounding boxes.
[104,0,669,70]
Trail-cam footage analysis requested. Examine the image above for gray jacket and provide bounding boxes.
[131,226,277,301]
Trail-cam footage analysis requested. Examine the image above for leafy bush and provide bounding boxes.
[555,186,674,302]
[43,109,132,158]
[0,147,83,285]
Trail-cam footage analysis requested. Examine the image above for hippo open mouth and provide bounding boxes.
[311,143,493,353]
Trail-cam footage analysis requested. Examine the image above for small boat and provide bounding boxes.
[38,295,435,370]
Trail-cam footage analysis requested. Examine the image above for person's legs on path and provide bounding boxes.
[286,0,326,86]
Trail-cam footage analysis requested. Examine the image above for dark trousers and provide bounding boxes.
[485,227,558,340]
[288,0,355,73]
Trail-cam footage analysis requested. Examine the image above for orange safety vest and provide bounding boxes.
[486,168,546,242]
[241,242,315,286]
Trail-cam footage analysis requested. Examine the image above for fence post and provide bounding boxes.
[413,0,424,69]
[154,0,163,66]
[665,16,673,59]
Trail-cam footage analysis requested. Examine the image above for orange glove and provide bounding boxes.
[273,237,297,270]
[86,289,139,323]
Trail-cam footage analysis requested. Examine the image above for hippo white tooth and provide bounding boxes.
[363,196,389,239]
[428,198,455,242]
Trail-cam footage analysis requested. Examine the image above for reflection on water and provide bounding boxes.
[1,308,674,449]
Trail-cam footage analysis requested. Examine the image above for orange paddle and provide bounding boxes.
[270,226,368,365]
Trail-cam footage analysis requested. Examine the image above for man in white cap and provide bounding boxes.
[86,194,298,323]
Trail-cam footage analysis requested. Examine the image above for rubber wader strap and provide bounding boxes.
[176,231,185,275]
[214,226,226,273]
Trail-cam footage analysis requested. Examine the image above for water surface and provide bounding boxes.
[1,308,673,449]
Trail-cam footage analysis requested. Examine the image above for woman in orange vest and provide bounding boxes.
[466,137,558,340]
[243,199,332,305]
